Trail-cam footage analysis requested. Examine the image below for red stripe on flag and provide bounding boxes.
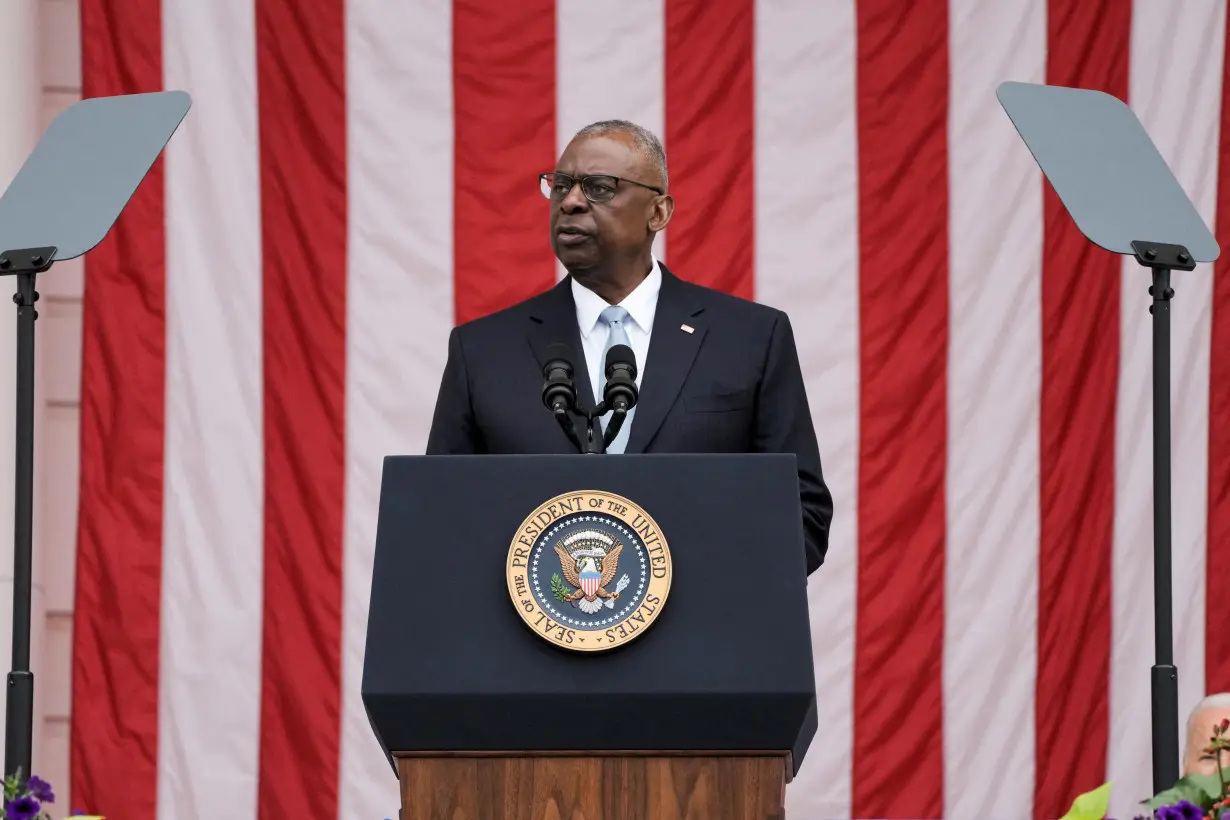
[71,0,165,816]
[1208,5,1230,695]
[255,1,347,816]
[1034,3,1129,816]
[452,0,556,324]
[663,0,754,299]
[852,1,949,817]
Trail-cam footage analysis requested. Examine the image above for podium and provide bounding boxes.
[362,453,818,820]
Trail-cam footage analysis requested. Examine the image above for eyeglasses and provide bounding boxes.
[539,172,664,204]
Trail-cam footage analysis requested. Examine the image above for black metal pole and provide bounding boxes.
[1150,266,1179,794]
[583,409,604,455]
[4,272,36,780]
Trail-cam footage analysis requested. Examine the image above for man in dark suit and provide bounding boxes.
[426,120,833,574]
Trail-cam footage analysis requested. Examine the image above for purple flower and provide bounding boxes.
[4,795,40,820]
[24,776,52,804]
[1157,807,1183,820]
[1174,800,1203,820]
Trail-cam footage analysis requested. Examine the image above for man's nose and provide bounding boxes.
[561,183,589,212]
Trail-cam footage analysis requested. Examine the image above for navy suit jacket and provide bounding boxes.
[425,264,834,574]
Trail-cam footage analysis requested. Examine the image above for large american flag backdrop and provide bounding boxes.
[66,0,1230,818]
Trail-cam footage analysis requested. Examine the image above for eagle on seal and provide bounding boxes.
[555,540,623,615]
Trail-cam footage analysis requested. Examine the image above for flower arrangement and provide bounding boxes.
[0,770,102,820]
[1061,719,1230,820]
[2,769,54,820]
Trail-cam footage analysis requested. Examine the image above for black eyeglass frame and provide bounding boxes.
[539,172,665,203]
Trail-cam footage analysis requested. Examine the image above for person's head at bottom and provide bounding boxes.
[1183,693,1230,776]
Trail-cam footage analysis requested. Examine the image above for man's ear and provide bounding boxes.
[648,195,674,234]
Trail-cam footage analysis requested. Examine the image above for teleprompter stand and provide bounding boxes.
[1133,239,1194,795]
[0,90,190,781]
[0,248,53,786]
[998,81,1220,793]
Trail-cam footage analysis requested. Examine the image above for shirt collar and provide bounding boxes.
[572,255,663,340]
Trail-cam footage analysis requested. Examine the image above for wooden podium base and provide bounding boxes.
[395,752,789,820]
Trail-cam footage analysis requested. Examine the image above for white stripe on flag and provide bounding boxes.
[158,0,263,816]
[1109,3,1224,815]
[340,0,456,816]
[944,0,1045,816]
[752,1,858,815]
[1164,0,1225,746]
[1111,27,1164,812]
[555,0,666,271]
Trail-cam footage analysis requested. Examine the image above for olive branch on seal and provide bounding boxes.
[550,573,573,604]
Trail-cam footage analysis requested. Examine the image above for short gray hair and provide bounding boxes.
[1187,693,1230,745]
[572,119,668,192]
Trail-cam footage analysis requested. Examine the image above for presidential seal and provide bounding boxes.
[506,490,672,652]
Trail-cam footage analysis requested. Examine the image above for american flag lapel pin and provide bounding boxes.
[681,324,694,334]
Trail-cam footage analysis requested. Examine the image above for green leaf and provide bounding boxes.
[1058,781,1111,820]
[3,767,23,800]
[1143,769,1229,810]
[550,574,573,604]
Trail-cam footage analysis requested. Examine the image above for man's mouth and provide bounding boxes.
[557,227,591,246]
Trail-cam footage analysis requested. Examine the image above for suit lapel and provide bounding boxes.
[625,267,707,453]
[525,277,598,413]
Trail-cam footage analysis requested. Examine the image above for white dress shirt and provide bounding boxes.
[570,257,662,407]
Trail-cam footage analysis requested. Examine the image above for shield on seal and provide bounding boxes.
[579,567,601,598]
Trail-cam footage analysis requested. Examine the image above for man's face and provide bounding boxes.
[1183,707,1230,776]
[547,133,668,274]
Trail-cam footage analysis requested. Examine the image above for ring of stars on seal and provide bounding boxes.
[506,490,672,652]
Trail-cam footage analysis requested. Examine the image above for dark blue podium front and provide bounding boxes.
[361,453,817,778]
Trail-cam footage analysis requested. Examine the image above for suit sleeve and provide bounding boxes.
[425,326,485,455]
[753,312,834,575]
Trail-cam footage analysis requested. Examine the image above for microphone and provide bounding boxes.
[601,345,639,452]
[541,342,578,415]
[541,342,585,453]
[603,344,639,413]
[601,345,637,451]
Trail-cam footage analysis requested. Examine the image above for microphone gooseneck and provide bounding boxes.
[600,344,638,451]
[540,342,585,453]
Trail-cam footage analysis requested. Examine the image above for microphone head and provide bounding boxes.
[604,343,637,378]
[542,342,578,413]
[543,342,575,376]
[602,343,638,413]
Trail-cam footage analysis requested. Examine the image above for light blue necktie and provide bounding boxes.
[599,305,634,454]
